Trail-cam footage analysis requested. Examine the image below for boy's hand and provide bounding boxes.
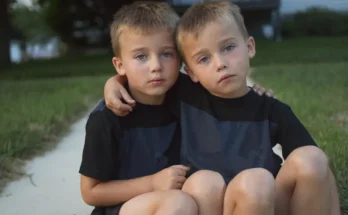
[151,165,190,191]
[252,84,275,98]
[104,76,135,116]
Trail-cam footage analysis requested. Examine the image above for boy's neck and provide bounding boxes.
[129,86,165,105]
[210,82,250,99]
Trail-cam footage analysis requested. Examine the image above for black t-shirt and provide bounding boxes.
[79,99,180,213]
[168,73,317,182]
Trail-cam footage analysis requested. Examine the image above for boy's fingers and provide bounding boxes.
[108,101,132,114]
[257,87,266,95]
[174,182,184,189]
[176,176,187,183]
[252,84,260,91]
[172,165,190,171]
[266,89,274,97]
[111,108,130,116]
[173,168,188,177]
[120,88,136,106]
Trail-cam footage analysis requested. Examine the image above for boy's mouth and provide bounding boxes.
[149,78,165,85]
[218,74,236,83]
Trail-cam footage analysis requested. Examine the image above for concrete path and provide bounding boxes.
[0,116,93,215]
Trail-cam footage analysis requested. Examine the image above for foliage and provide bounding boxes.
[10,2,54,43]
[282,7,348,38]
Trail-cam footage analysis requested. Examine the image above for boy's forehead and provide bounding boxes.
[119,28,176,50]
[120,25,173,37]
[181,19,241,45]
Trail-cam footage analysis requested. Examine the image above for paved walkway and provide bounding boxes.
[0,116,93,215]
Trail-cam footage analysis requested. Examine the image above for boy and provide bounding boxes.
[79,2,199,215]
[103,1,341,215]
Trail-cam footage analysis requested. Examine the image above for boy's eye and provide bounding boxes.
[135,54,147,60]
[223,45,234,52]
[198,56,209,64]
[161,52,173,58]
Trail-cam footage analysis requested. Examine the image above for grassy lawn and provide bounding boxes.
[251,37,348,213]
[0,55,115,193]
[1,53,113,80]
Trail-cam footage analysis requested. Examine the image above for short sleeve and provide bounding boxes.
[274,104,318,159]
[79,112,119,182]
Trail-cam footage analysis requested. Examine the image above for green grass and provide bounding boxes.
[251,36,348,66]
[0,54,115,193]
[1,53,114,80]
[252,61,348,211]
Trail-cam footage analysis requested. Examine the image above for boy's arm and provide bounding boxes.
[274,104,317,159]
[81,164,190,207]
[79,111,134,206]
[103,74,276,116]
[104,75,135,116]
[80,174,153,207]
[80,112,154,206]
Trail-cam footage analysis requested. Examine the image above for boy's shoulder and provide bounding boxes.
[253,91,295,121]
[87,99,120,129]
[253,91,289,109]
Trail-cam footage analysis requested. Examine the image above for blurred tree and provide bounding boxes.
[37,0,141,52]
[11,3,54,44]
[0,0,11,69]
[11,2,55,62]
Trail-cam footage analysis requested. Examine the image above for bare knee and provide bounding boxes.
[226,168,275,207]
[161,190,198,215]
[183,170,226,197]
[286,146,329,181]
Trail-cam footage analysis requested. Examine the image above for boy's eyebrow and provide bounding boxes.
[131,47,148,53]
[191,48,209,59]
[130,45,175,53]
[161,45,176,50]
[219,37,236,45]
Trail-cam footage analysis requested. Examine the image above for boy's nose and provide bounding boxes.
[215,55,228,72]
[150,57,162,73]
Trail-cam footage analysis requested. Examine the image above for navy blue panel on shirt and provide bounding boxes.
[180,102,281,182]
[118,122,177,179]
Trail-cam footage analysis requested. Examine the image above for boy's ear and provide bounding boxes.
[112,57,126,76]
[247,36,256,59]
[184,65,199,83]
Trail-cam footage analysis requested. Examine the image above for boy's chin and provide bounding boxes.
[210,84,247,98]
[145,87,171,97]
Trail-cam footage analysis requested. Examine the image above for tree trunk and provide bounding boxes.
[0,0,11,69]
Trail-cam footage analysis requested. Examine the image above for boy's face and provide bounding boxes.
[182,19,256,98]
[113,29,180,102]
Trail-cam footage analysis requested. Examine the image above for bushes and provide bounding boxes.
[281,7,348,38]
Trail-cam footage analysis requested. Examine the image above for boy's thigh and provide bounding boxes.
[119,190,185,215]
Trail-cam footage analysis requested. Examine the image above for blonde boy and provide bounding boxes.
[79,2,198,215]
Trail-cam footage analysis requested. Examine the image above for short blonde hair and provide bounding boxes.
[176,0,249,56]
[110,1,179,57]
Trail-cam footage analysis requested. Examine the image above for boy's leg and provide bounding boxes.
[223,168,275,215]
[182,170,226,215]
[119,190,198,215]
[275,145,340,215]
